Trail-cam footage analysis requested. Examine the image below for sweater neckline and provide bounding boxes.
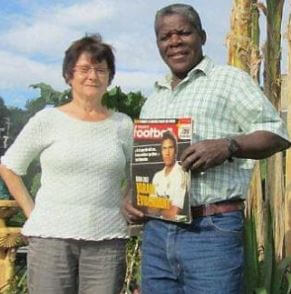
[53,107,116,125]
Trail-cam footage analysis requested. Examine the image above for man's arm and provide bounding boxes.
[181,131,290,172]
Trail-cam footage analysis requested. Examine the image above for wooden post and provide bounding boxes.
[0,201,24,292]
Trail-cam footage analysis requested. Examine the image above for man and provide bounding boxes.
[151,131,188,220]
[124,3,290,293]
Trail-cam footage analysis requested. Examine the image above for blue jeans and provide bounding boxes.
[141,211,244,294]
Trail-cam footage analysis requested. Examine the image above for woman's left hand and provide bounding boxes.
[122,195,145,223]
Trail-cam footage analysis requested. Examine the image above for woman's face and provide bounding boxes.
[69,52,110,100]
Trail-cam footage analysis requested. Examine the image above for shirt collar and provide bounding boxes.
[154,55,215,90]
[162,161,179,176]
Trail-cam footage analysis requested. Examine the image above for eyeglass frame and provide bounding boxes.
[73,65,109,76]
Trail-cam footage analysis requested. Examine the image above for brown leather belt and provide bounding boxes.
[191,200,244,218]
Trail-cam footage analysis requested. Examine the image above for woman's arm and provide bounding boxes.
[0,164,34,218]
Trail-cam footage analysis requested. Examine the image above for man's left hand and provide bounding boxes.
[181,139,229,172]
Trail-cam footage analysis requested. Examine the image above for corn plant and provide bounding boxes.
[227,0,252,71]
[264,0,286,262]
[227,1,264,292]
[228,0,291,293]
[285,14,291,259]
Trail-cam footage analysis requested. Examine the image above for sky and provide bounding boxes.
[0,0,289,109]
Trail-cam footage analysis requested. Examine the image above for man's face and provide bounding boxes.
[156,13,205,80]
[161,139,176,167]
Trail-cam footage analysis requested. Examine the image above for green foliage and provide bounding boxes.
[123,236,142,293]
[0,96,10,124]
[244,216,260,293]
[287,272,291,294]
[0,97,11,157]
[22,159,41,198]
[7,83,69,142]
[30,83,72,107]
[6,210,26,227]
[244,204,291,294]
[30,172,41,199]
[260,159,267,181]
[8,107,29,141]
[25,96,46,117]
[103,86,145,120]
[3,268,28,294]
[0,178,10,200]
[255,288,268,294]
[29,83,146,120]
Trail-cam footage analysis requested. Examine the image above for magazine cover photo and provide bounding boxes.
[131,118,192,223]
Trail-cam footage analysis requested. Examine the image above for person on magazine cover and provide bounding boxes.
[123,3,290,293]
[151,130,188,220]
[0,34,132,294]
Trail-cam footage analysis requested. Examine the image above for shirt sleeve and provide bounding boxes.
[1,112,44,175]
[170,166,187,209]
[152,171,160,196]
[230,70,289,141]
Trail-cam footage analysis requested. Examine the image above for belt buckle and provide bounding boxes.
[204,203,211,216]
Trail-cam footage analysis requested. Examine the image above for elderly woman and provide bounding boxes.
[0,34,132,294]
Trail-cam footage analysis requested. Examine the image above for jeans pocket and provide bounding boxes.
[209,211,244,234]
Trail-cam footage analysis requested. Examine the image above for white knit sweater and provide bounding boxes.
[1,108,133,240]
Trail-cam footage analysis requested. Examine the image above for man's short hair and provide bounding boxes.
[154,3,204,37]
[161,131,177,153]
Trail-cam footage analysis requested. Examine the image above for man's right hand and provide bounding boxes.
[122,195,145,223]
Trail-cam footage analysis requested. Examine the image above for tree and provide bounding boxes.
[29,83,72,108]
[0,97,10,122]
[0,97,11,159]
[8,107,28,142]
[102,86,145,119]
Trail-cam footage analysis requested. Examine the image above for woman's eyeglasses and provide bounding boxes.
[74,65,109,76]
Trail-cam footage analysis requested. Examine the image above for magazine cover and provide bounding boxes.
[131,118,192,223]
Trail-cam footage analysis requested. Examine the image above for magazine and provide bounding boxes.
[131,118,192,223]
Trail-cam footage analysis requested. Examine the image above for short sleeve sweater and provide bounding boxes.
[1,108,133,240]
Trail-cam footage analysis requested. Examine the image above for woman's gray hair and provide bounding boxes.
[154,3,204,36]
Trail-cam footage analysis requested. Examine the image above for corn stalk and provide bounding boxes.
[227,0,252,71]
[228,0,290,292]
[227,2,265,293]
[247,2,265,263]
[264,0,284,109]
[264,0,285,262]
[249,0,262,82]
[285,15,291,257]
[261,1,291,293]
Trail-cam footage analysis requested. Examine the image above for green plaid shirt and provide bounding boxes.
[140,56,289,206]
